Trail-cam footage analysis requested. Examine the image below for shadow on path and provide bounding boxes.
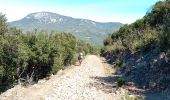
[88,75,121,93]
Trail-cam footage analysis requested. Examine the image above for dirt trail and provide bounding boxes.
[0,55,125,100]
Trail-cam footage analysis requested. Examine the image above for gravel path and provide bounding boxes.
[0,55,124,100]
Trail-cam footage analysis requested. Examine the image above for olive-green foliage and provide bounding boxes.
[22,32,78,78]
[0,13,8,36]
[115,58,123,67]
[0,30,78,82]
[103,34,112,46]
[0,13,95,92]
[117,77,126,87]
[103,0,170,54]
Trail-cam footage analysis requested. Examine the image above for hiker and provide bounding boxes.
[78,52,83,65]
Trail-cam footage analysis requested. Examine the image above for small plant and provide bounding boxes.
[115,58,123,67]
[117,77,126,87]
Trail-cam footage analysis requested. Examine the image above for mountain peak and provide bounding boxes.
[24,12,66,24]
[25,11,60,19]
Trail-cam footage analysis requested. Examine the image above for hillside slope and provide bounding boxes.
[102,0,170,99]
[10,12,123,46]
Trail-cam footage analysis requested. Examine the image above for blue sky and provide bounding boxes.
[0,0,161,24]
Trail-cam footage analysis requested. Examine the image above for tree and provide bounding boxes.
[0,13,8,36]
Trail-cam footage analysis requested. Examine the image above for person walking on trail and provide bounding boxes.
[78,52,83,65]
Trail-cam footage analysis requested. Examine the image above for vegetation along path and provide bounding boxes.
[0,55,126,100]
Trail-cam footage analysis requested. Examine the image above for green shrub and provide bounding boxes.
[117,77,126,87]
[115,58,123,67]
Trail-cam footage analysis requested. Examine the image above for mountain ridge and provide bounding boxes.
[10,11,123,46]
[11,11,122,24]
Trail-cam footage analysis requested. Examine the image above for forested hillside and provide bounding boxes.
[0,13,94,93]
[103,0,169,53]
[102,0,170,98]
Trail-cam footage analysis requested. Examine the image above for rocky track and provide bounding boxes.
[0,55,125,100]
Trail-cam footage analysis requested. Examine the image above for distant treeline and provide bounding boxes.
[0,13,95,92]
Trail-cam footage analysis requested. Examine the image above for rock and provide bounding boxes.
[127,82,135,87]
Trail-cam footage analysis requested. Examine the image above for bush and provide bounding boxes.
[117,77,126,87]
[115,58,123,67]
